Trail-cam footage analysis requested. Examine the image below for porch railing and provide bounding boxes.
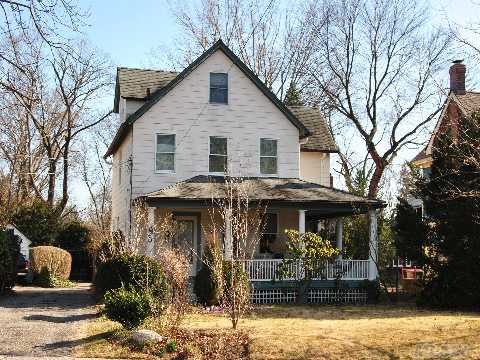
[239,259,370,281]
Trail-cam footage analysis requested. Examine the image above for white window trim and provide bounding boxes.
[259,138,279,176]
[155,133,176,174]
[209,136,228,175]
[209,72,229,105]
[258,211,280,255]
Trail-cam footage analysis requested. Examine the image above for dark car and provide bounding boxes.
[17,253,29,274]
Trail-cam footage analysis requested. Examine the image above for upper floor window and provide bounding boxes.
[155,134,175,172]
[209,136,227,173]
[260,138,277,175]
[210,73,228,104]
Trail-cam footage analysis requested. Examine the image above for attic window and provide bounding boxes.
[210,73,228,104]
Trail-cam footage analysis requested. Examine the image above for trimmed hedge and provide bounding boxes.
[194,259,249,306]
[94,254,168,301]
[30,246,72,280]
[104,287,152,329]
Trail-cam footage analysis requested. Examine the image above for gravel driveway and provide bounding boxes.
[0,283,98,358]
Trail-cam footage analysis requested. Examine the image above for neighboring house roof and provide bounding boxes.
[6,224,32,248]
[412,91,480,164]
[142,175,384,213]
[106,39,315,158]
[288,106,338,152]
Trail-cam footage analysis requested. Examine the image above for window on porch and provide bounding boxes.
[259,213,278,254]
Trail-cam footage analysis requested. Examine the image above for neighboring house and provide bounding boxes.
[6,224,31,261]
[105,40,384,304]
[411,60,480,214]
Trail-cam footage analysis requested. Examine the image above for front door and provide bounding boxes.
[175,216,198,276]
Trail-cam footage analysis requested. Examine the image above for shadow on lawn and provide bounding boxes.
[40,330,117,352]
[250,304,480,321]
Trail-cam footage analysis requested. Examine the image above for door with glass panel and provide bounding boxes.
[175,216,198,276]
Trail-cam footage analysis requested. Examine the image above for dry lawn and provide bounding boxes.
[79,305,480,360]
[185,305,480,360]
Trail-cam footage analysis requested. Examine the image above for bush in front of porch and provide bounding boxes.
[277,229,340,304]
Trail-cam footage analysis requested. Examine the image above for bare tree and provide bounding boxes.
[165,0,319,100]
[0,31,113,213]
[203,176,265,329]
[302,0,451,198]
[0,0,87,71]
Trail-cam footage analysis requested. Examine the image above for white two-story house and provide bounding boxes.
[105,40,383,304]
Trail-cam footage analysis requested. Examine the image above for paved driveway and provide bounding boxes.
[0,283,98,358]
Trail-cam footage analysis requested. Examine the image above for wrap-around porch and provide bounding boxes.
[142,176,384,303]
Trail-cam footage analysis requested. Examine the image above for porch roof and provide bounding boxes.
[141,176,385,217]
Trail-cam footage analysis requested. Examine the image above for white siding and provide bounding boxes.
[111,129,133,235]
[130,50,300,198]
[299,152,330,186]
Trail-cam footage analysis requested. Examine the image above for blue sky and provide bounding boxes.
[71,0,480,209]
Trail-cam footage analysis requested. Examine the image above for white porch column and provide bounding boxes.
[146,207,156,257]
[298,209,306,234]
[335,218,343,260]
[368,209,379,280]
[224,208,233,260]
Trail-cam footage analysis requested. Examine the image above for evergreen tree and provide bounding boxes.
[393,198,425,265]
[284,82,304,106]
[416,112,480,308]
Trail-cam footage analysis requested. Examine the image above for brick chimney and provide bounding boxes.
[449,60,466,95]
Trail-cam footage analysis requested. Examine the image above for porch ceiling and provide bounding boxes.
[140,175,385,217]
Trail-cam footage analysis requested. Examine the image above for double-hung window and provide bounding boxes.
[209,136,227,173]
[155,134,175,172]
[210,73,228,104]
[260,213,278,254]
[260,138,278,175]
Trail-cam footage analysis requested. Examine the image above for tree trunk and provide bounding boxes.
[47,159,56,207]
[368,163,385,199]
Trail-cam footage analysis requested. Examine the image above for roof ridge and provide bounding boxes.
[118,67,178,74]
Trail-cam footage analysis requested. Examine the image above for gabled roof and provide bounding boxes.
[412,91,480,164]
[106,39,311,158]
[288,106,338,152]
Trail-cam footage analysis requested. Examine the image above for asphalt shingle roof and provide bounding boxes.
[288,106,338,152]
[455,91,480,114]
[144,175,382,207]
[117,68,178,99]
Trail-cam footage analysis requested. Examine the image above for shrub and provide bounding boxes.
[194,264,219,306]
[360,280,381,304]
[94,254,168,300]
[56,220,90,250]
[104,287,152,329]
[0,231,20,293]
[30,246,72,280]
[34,266,75,288]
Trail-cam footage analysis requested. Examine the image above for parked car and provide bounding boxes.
[17,253,29,274]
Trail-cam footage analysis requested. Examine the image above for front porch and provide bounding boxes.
[141,176,384,304]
